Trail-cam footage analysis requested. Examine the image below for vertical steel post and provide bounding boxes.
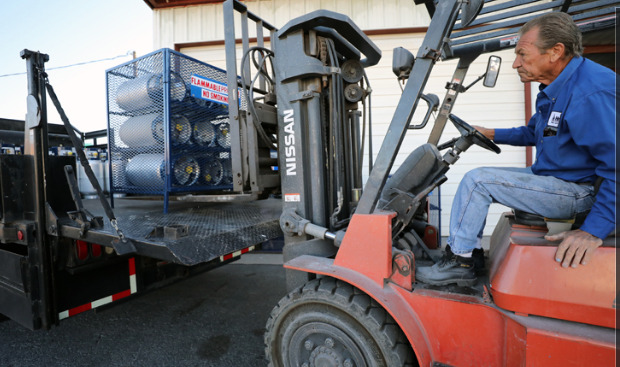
[307,93,327,227]
[240,10,253,188]
[20,49,53,329]
[256,20,266,91]
[350,110,363,192]
[163,49,171,213]
[427,55,477,145]
[106,64,115,209]
[224,0,245,192]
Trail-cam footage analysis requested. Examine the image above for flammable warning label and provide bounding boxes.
[190,74,237,106]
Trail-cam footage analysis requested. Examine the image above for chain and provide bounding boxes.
[110,219,128,243]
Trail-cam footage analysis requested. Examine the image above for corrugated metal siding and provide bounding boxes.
[167,2,528,237]
[153,0,430,48]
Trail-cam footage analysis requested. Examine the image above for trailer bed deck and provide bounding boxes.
[58,197,283,266]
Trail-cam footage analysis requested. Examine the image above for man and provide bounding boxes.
[416,12,616,286]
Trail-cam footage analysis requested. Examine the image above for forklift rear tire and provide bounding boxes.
[265,277,415,367]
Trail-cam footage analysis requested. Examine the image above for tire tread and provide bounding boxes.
[265,277,416,367]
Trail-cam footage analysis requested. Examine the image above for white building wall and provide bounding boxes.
[152,0,529,236]
[153,0,430,49]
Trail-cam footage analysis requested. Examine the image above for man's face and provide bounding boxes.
[512,27,554,84]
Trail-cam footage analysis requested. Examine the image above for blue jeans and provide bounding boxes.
[448,167,595,255]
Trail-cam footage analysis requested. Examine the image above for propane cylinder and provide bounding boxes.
[1,144,15,155]
[220,158,233,185]
[173,156,201,186]
[216,122,231,148]
[58,146,76,156]
[200,157,224,185]
[78,148,105,197]
[119,114,191,147]
[192,120,216,146]
[115,73,186,112]
[125,154,200,188]
[110,151,128,190]
[100,149,110,194]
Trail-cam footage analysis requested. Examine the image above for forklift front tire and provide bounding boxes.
[265,277,414,367]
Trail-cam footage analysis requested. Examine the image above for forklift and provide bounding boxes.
[260,0,617,365]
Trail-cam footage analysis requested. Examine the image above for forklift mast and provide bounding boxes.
[272,11,383,286]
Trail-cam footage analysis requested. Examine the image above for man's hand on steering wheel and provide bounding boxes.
[472,125,495,140]
[448,114,501,154]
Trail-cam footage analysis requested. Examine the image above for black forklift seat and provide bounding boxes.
[512,209,588,228]
[513,177,604,229]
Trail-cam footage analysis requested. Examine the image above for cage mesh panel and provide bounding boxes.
[107,49,243,195]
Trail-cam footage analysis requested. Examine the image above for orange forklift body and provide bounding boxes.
[489,215,616,329]
[285,212,616,366]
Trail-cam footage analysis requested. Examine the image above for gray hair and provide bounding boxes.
[519,12,583,58]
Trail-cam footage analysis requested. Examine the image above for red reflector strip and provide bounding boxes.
[91,244,102,257]
[58,257,137,321]
[112,289,132,301]
[68,303,92,317]
[76,240,89,260]
[219,245,255,262]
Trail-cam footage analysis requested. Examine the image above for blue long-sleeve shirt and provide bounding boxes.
[494,57,616,239]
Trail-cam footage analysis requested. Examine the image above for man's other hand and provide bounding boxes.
[545,229,603,268]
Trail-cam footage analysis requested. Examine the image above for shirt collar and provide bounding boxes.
[538,56,583,100]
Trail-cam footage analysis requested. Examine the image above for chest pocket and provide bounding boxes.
[535,91,571,160]
[543,111,562,137]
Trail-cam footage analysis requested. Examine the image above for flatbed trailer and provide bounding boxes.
[0,151,282,330]
[0,0,291,330]
[0,44,283,330]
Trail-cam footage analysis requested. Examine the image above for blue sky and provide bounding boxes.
[0,0,153,132]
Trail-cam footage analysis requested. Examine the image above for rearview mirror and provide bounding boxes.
[483,56,501,87]
[392,47,415,81]
[460,0,484,27]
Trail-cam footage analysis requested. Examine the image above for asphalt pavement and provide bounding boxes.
[0,253,287,367]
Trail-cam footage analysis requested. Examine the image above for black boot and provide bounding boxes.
[472,247,486,276]
[446,245,486,275]
[416,247,476,286]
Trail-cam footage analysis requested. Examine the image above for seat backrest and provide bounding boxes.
[379,143,443,207]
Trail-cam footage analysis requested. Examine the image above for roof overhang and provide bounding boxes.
[143,0,224,10]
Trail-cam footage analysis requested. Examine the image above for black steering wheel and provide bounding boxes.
[449,114,501,154]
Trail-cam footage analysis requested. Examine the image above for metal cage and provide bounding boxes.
[106,48,243,209]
